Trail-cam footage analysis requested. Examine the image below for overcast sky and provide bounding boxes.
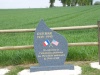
[0,0,99,9]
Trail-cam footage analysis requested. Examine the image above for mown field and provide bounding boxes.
[0,5,100,67]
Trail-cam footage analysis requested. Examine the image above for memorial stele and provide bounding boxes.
[30,20,74,72]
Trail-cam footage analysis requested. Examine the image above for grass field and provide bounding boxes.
[0,5,100,66]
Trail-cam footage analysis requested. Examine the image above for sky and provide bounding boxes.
[0,0,99,9]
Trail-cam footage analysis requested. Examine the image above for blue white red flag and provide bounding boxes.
[43,40,50,46]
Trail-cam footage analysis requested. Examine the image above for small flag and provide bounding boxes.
[51,39,59,46]
[43,40,50,46]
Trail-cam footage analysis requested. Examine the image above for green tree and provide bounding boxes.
[77,0,93,6]
[59,0,93,7]
[76,0,81,6]
[50,0,55,8]
[90,0,93,5]
[84,0,93,5]
[77,0,85,6]
[70,0,77,6]
[66,0,71,6]
[61,0,67,7]
[94,1,100,5]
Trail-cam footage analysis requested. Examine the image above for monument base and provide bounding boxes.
[90,62,100,69]
[18,66,82,75]
[30,64,74,72]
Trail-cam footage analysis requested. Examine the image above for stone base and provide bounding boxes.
[18,66,82,75]
[0,68,10,75]
[30,64,74,72]
[90,62,100,69]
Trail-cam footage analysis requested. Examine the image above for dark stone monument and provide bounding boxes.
[30,20,74,72]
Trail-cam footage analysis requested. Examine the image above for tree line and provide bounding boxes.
[50,0,93,7]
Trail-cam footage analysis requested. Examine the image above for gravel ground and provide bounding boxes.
[0,68,10,75]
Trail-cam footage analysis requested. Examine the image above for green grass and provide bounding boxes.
[82,65,100,75]
[0,5,100,66]
[6,66,24,75]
